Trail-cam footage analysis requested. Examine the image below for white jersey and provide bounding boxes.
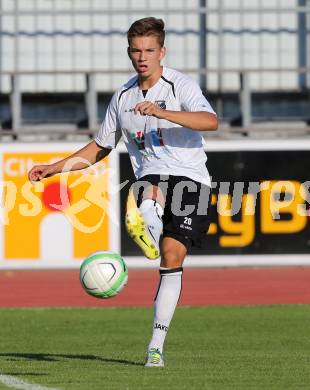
[95,67,216,186]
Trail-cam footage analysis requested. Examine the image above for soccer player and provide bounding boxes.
[28,17,218,367]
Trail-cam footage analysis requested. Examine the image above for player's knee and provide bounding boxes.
[160,250,183,268]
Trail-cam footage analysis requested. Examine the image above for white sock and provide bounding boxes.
[148,267,183,353]
[139,199,163,247]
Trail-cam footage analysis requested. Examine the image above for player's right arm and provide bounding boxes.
[28,140,111,182]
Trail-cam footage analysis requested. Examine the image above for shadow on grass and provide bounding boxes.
[0,373,47,376]
[0,352,144,366]
[0,353,143,367]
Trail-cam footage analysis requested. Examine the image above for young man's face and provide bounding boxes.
[128,35,166,79]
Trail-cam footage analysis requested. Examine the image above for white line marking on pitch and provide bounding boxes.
[0,374,61,390]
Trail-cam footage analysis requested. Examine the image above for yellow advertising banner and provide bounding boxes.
[2,151,110,263]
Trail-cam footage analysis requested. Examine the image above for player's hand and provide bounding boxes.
[28,164,56,182]
[134,101,166,119]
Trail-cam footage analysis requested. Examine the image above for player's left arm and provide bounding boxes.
[134,102,218,131]
[135,76,218,131]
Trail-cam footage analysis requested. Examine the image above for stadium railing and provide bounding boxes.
[1,67,310,140]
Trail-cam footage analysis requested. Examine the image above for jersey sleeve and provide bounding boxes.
[179,78,216,115]
[95,91,122,149]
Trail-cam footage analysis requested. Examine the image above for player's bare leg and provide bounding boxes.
[146,237,187,367]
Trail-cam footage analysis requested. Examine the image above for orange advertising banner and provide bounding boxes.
[2,150,110,265]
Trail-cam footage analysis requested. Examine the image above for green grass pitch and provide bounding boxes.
[0,306,309,389]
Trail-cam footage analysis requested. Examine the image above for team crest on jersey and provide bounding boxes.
[155,100,166,110]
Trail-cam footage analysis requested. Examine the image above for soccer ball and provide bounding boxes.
[80,251,128,299]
